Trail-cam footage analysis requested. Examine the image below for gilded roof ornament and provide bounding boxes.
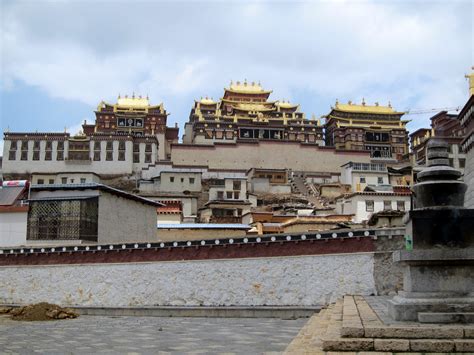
[335,99,339,106]
[362,98,366,106]
[465,66,474,96]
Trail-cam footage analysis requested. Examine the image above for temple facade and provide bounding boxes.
[2,95,178,180]
[182,80,324,145]
[324,100,410,162]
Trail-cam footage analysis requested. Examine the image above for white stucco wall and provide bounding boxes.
[0,212,28,247]
[0,253,376,307]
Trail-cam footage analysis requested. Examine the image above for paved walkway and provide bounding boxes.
[0,315,307,354]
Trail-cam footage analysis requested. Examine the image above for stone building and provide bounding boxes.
[27,183,163,244]
[2,95,178,180]
[182,80,324,145]
[409,111,465,172]
[324,99,409,162]
[460,95,474,208]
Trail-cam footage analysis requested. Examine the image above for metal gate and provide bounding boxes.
[27,197,98,241]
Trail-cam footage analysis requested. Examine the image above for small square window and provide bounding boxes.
[226,191,233,199]
[61,177,67,184]
[49,179,54,184]
[189,178,195,184]
[365,200,374,212]
[8,150,16,160]
[383,200,392,210]
[397,201,405,211]
[360,177,366,183]
[80,178,86,184]
[170,177,175,183]
[181,178,184,183]
[377,177,384,184]
[217,191,224,199]
[70,179,75,184]
[37,179,44,185]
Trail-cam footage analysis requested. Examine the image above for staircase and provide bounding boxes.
[288,172,327,210]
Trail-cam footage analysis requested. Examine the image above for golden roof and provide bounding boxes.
[117,95,150,108]
[232,103,275,112]
[276,100,298,109]
[199,97,216,105]
[333,99,404,115]
[226,80,272,94]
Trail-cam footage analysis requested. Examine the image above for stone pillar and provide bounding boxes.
[388,139,474,322]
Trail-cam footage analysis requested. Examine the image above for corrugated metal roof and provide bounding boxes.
[157,223,250,229]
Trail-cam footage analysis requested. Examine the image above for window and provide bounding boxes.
[21,151,28,160]
[234,191,240,199]
[377,177,384,184]
[217,191,224,199]
[397,201,405,211]
[45,151,52,160]
[144,153,151,163]
[226,191,233,199]
[233,180,241,190]
[459,158,466,169]
[106,151,113,161]
[57,141,64,150]
[360,177,366,183]
[118,141,126,150]
[133,153,140,163]
[37,179,44,185]
[49,179,54,184]
[383,200,392,210]
[70,179,75,184]
[45,141,52,150]
[365,200,374,212]
[189,178,195,184]
[106,141,113,150]
[33,141,40,149]
[61,177,67,184]
[118,151,125,161]
[94,151,101,161]
[8,150,16,160]
[57,151,64,161]
[170,177,175,183]
[133,143,140,152]
[94,141,101,150]
[21,140,29,150]
[145,144,152,152]
[448,158,454,167]
[80,178,86,184]
[10,141,17,150]
[181,178,184,183]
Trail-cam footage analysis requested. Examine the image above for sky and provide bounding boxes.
[1,0,473,153]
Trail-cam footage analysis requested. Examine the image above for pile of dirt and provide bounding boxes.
[1,303,79,321]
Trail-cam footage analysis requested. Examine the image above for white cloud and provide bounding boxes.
[0,0,472,132]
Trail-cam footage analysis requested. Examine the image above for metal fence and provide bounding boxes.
[27,198,98,241]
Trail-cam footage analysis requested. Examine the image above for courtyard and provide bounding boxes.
[0,315,307,354]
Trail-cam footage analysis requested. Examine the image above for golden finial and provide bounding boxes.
[465,66,474,96]
[244,79,247,86]
[335,98,339,106]
[362,98,366,106]
[258,80,261,86]
[388,101,392,108]
[132,92,135,99]
[146,94,149,100]
[118,93,121,99]
[348,100,352,105]
[125,94,128,98]
[375,102,379,106]
[251,81,255,86]
[236,80,240,85]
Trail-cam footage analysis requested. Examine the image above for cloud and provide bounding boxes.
[0,0,472,133]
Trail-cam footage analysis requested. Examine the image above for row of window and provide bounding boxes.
[9,141,153,153]
[36,177,87,185]
[9,141,64,150]
[9,149,153,163]
[359,177,384,184]
[216,191,241,200]
[365,200,405,212]
[169,177,196,184]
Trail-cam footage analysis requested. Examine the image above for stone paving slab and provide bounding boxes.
[0,314,306,354]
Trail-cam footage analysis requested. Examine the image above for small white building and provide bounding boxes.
[31,172,101,185]
[336,191,411,224]
[341,162,388,192]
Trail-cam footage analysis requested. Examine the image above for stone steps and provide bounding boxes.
[285,295,474,353]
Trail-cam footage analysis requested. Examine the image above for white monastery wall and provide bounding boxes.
[0,253,376,307]
[0,212,27,247]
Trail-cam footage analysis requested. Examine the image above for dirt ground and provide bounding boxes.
[0,303,78,321]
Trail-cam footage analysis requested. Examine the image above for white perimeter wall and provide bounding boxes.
[0,253,375,307]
